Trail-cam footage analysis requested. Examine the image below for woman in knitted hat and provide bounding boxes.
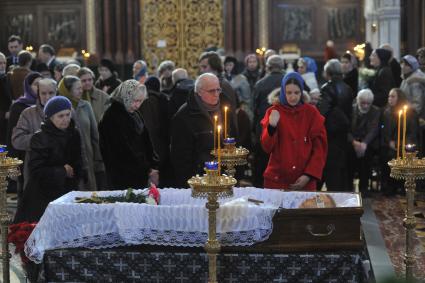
[369,48,396,107]
[59,75,105,191]
[15,96,83,222]
[95,58,122,94]
[261,72,327,190]
[99,80,159,189]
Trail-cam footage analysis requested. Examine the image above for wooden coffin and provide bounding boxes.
[225,192,364,253]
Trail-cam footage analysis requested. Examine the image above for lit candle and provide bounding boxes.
[217,125,221,175]
[397,110,402,159]
[224,106,228,139]
[405,144,416,153]
[213,115,218,152]
[402,105,408,159]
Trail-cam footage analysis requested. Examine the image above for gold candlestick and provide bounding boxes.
[388,148,425,281]
[188,164,236,283]
[0,145,23,283]
[211,138,249,177]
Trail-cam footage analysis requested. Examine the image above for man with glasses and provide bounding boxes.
[170,73,237,188]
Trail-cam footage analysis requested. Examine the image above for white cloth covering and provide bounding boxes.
[24,188,360,263]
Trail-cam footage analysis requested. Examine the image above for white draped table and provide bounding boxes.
[24,188,360,263]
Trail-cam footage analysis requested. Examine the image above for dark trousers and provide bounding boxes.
[347,145,374,192]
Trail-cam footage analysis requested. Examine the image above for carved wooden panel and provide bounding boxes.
[141,0,223,77]
[270,0,363,59]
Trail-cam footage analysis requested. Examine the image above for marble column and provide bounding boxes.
[258,0,268,49]
[376,0,401,59]
[364,0,379,50]
[85,0,96,54]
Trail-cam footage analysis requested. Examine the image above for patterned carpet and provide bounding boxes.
[371,193,425,281]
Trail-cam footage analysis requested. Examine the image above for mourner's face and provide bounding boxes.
[54,70,62,82]
[358,98,372,113]
[128,91,146,113]
[199,58,212,74]
[98,66,112,80]
[38,50,49,64]
[51,109,71,130]
[370,51,380,68]
[31,78,41,94]
[247,57,258,71]
[8,40,22,56]
[224,62,234,74]
[285,83,302,106]
[388,90,398,107]
[132,62,142,78]
[298,62,307,75]
[400,61,412,75]
[80,73,94,91]
[39,83,56,106]
[309,92,320,106]
[198,77,221,106]
[71,80,83,100]
[0,56,6,73]
[341,58,352,74]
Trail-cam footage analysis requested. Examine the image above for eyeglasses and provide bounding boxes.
[202,88,222,94]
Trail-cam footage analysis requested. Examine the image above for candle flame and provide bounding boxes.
[399,110,403,116]
[217,125,221,132]
[214,115,217,121]
[224,106,228,111]
[404,105,408,111]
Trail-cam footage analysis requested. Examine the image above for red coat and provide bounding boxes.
[261,103,327,190]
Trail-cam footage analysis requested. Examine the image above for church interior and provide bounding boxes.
[1,0,425,282]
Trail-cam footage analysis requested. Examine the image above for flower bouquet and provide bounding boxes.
[358,67,376,89]
[75,183,160,205]
[7,221,37,263]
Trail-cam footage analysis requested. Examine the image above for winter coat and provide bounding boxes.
[343,68,359,96]
[0,73,11,144]
[99,100,158,190]
[253,71,285,139]
[6,101,29,160]
[73,100,104,190]
[348,104,380,150]
[400,70,425,121]
[170,91,237,188]
[229,74,253,121]
[261,101,327,191]
[11,102,45,188]
[85,87,111,124]
[167,78,194,120]
[17,119,83,222]
[140,90,171,186]
[95,75,122,95]
[369,65,395,107]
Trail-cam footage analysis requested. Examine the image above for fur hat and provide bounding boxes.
[100,58,116,73]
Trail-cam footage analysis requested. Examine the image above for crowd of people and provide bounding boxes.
[1,34,425,222]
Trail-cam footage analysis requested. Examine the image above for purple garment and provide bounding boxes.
[15,72,42,106]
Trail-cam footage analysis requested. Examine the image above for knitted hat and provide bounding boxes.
[402,55,419,72]
[100,58,116,73]
[44,96,72,118]
[374,48,392,65]
[280,72,305,106]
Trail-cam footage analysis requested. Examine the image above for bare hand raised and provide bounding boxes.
[269,110,280,127]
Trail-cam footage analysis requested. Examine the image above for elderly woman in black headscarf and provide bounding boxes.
[369,48,396,107]
[95,59,122,94]
[99,80,159,189]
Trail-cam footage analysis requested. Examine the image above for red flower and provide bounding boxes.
[7,222,37,263]
[148,183,160,204]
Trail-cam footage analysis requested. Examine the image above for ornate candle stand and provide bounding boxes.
[211,138,249,177]
[0,145,22,283]
[388,151,425,281]
[188,163,236,283]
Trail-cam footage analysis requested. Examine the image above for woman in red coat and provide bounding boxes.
[261,72,327,190]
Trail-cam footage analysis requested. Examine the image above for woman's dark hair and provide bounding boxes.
[285,77,302,91]
[63,75,80,91]
[390,88,408,108]
[198,51,223,73]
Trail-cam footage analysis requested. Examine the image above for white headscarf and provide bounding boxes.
[111,79,146,111]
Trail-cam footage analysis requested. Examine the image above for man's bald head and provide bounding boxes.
[195,73,220,106]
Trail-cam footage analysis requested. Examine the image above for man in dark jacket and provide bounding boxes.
[319,59,353,191]
[167,68,194,119]
[380,43,402,87]
[347,89,380,194]
[170,73,237,188]
[252,55,285,187]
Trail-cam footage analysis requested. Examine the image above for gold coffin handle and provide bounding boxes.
[306,224,335,237]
